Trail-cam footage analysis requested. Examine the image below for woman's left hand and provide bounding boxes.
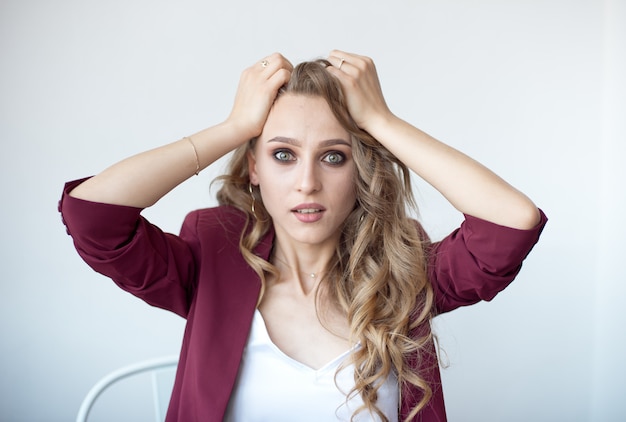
[325,50,394,132]
[327,50,540,230]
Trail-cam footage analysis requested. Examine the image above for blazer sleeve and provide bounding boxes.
[58,178,199,318]
[427,209,547,314]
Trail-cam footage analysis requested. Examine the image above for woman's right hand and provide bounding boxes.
[226,53,293,142]
[68,53,293,208]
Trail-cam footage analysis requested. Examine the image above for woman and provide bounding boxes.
[60,51,547,421]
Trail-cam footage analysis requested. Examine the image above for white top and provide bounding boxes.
[224,310,399,422]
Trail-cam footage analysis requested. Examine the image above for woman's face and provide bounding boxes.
[248,93,357,250]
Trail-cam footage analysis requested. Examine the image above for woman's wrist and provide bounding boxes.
[218,118,260,146]
[360,111,405,148]
[189,120,254,162]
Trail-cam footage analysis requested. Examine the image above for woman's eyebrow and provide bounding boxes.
[267,137,352,148]
[319,138,352,148]
[267,136,300,146]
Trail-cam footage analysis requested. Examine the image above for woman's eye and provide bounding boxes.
[273,150,294,162]
[323,152,345,165]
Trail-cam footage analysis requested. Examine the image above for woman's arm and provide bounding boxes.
[326,50,540,230]
[70,53,293,208]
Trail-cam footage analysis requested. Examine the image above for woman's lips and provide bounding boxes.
[292,204,325,223]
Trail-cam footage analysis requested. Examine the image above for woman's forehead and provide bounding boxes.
[261,94,349,143]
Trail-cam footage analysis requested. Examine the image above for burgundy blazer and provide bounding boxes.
[59,178,547,421]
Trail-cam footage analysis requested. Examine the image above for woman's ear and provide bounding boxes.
[247,150,259,185]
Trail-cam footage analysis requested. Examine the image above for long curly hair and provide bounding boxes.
[215,60,436,421]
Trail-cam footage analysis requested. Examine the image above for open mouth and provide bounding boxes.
[291,204,326,222]
[294,209,322,214]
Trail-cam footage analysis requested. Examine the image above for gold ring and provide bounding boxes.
[338,58,345,69]
[261,60,269,68]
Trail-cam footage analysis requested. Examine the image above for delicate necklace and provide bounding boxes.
[273,255,321,280]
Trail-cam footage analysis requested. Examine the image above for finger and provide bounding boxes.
[325,55,358,86]
[329,49,363,63]
[267,68,292,93]
[329,50,374,74]
[327,54,349,72]
[330,49,359,61]
[261,56,292,96]
[257,52,293,75]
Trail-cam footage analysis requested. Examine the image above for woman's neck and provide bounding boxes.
[270,240,334,296]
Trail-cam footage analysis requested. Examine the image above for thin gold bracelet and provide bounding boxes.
[184,136,200,176]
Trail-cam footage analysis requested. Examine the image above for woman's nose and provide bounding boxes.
[296,160,321,193]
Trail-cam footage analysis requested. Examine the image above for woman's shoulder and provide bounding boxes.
[189,204,246,219]
[182,205,274,260]
[185,205,248,234]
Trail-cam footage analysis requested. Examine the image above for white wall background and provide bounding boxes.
[1,0,624,421]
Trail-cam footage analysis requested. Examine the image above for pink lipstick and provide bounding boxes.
[292,203,325,223]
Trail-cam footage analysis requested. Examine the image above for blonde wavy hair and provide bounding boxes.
[215,60,436,421]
